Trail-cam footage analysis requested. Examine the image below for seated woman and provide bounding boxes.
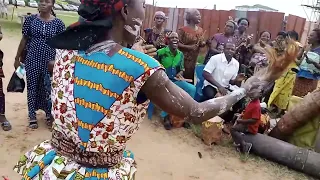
[155,32,196,130]
[204,20,236,64]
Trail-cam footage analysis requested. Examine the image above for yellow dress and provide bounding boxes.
[268,62,298,110]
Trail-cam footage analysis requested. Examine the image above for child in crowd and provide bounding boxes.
[231,88,262,153]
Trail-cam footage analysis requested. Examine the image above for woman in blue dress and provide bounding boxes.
[14,0,65,129]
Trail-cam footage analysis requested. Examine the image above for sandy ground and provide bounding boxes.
[0,34,308,180]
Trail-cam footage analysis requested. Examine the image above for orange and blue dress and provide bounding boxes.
[13,42,162,179]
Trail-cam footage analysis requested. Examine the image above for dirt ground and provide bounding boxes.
[0,33,309,180]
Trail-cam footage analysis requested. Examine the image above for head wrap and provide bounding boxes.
[154,11,167,20]
[168,32,177,38]
[47,0,128,50]
[225,20,237,30]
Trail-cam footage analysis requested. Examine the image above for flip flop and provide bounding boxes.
[28,119,38,129]
[1,121,11,131]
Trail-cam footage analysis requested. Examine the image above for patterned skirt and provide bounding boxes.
[292,77,318,97]
[13,140,136,180]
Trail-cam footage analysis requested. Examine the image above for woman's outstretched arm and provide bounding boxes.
[141,70,250,124]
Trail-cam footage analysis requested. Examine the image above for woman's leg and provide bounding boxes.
[183,64,196,84]
[202,85,218,101]
[37,71,53,128]
[25,65,40,128]
[0,78,11,131]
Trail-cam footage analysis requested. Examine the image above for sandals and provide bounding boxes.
[28,119,38,129]
[1,121,12,131]
[28,117,54,130]
[46,116,54,130]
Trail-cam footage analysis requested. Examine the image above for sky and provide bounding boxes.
[145,0,318,21]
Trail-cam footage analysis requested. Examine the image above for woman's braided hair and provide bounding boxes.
[51,0,56,16]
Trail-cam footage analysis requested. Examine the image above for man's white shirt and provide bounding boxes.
[203,53,239,89]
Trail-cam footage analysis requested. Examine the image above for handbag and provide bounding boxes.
[7,72,25,93]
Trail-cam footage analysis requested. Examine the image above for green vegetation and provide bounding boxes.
[1,6,78,36]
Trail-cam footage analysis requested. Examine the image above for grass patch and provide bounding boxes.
[2,5,78,36]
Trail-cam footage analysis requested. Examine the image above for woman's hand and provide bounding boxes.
[303,44,312,53]
[14,57,20,69]
[199,41,206,47]
[235,73,246,83]
[176,71,184,79]
[132,40,157,57]
[189,44,199,51]
[218,87,228,96]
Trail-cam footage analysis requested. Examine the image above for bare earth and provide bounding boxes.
[0,34,308,180]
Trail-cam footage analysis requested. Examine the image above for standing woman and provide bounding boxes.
[14,0,65,129]
[292,28,320,97]
[268,31,300,115]
[144,11,171,50]
[178,8,206,83]
[234,18,252,66]
[204,20,236,64]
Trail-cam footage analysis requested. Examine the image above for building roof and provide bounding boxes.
[235,4,278,11]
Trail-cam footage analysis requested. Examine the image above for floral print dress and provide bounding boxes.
[13,42,162,180]
[178,26,205,82]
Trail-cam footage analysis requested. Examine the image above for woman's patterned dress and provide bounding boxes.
[177,26,205,83]
[13,42,162,180]
[23,14,65,120]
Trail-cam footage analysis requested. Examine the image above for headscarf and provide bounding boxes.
[47,0,128,50]
[154,11,167,20]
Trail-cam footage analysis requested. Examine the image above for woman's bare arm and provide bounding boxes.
[209,38,221,54]
[15,36,27,59]
[141,70,247,124]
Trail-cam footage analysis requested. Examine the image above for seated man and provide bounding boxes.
[231,89,262,154]
[155,32,196,130]
[202,42,240,100]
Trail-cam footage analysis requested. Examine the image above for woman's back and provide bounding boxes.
[51,43,162,166]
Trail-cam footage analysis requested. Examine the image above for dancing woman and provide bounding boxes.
[13,0,293,179]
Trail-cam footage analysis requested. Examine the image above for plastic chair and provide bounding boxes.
[194,64,205,102]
